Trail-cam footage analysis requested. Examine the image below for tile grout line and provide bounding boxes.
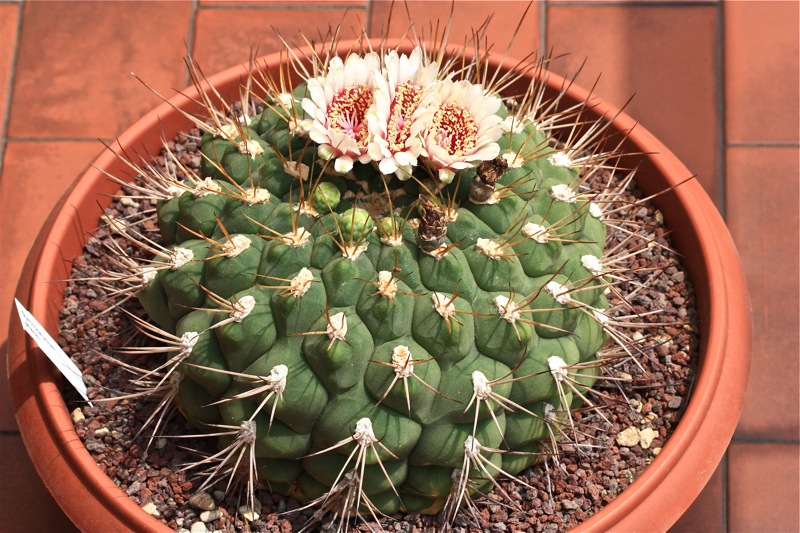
[364,0,373,37]
[722,450,729,532]
[717,0,727,220]
[0,0,24,180]
[540,0,548,58]
[727,141,800,147]
[184,0,200,88]
[730,437,800,445]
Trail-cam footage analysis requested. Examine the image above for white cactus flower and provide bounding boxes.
[419,79,503,183]
[367,47,440,180]
[302,52,381,173]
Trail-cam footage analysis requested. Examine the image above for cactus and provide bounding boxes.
[98,37,674,530]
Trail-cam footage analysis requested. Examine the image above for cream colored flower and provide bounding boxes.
[367,47,440,180]
[302,52,381,174]
[420,80,503,183]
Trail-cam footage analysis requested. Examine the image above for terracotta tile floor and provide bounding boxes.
[1,1,797,531]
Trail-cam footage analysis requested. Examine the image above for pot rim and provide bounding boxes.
[7,39,751,532]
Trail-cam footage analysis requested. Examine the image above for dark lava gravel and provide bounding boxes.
[59,127,699,532]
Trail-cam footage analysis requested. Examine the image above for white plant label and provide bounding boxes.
[14,298,93,406]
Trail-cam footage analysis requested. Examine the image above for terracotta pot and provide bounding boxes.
[7,41,751,532]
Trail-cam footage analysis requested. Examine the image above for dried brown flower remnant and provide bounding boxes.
[469,156,508,203]
[417,195,448,253]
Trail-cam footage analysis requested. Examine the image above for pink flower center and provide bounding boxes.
[327,85,373,146]
[387,82,422,152]
[431,102,478,157]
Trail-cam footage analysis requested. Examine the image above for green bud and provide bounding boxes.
[339,207,374,244]
[310,181,341,213]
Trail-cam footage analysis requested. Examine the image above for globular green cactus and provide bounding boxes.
[106,40,648,529]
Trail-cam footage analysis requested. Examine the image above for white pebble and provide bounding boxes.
[200,510,222,522]
[190,522,210,533]
[639,427,658,449]
[616,426,640,447]
[141,501,159,516]
[94,427,110,438]
[240,509,259,522]
[71,408,85,423]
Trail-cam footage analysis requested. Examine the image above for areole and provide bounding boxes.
[7,40,751,532]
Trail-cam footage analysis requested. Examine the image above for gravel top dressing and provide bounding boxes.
[60,126,698,533]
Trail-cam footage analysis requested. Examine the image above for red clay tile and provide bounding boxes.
[727,146,799,441]
[0,435,78,532]
[369,0,541,65]
[725,1,800,143]
[192,5,368,75]
[669,460,725,532]
[0,141,104,432]
[8,1,192,140]
[0,4,19,138]
[547,4,721,204]
[728,443,800,532]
